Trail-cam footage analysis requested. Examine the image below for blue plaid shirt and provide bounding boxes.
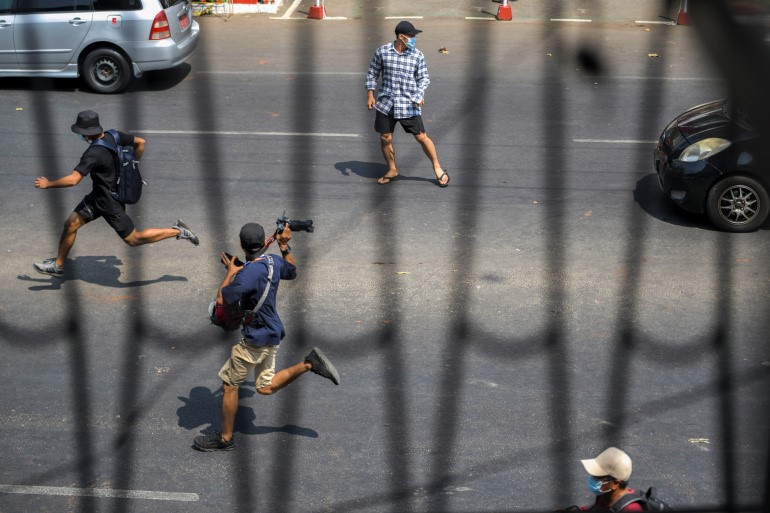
[365,42,430,119]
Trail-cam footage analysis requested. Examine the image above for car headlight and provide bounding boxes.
[679,138,732,162]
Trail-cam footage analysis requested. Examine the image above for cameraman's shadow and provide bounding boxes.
[17,255,187,291]
[176,385,318,439]
[335,160,435,184]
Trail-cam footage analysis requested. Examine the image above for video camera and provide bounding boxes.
[275,212,314,234]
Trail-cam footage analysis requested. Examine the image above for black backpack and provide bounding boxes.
[93,129,144,205]
[610,487,674,512]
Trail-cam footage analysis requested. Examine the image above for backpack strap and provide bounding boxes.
[107,129,120,146]
[91,129,120,152]
[240,255,274,331]
[610,492,644,512]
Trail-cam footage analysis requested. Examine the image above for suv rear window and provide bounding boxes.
[159,0,187,7]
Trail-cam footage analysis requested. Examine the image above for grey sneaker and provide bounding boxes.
[173,220,199,246]
[33,258,63,277]
[193,431,235,452]
[305,347,340,385]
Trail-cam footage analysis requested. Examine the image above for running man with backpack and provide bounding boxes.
[33,110,199,277]
[194,221,339,452]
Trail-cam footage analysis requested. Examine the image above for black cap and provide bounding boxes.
[395,20,422,37]
[71,110,104,136]
[240,223,265,256]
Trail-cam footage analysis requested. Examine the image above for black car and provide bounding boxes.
[655,99,769,232]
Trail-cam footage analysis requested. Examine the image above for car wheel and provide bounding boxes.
[706,175,769,232]
[82,48,131,94]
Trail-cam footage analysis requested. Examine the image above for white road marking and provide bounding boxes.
[278,0,302,18]
[197,70,362,75]
[0,484,198,502]
[574,139,657,144]
[194,70,716,82]
[465,17,496,20]
[133,130,359,138]
[603,75,720,81]
[635,20,676,24]
[551,18,592,22]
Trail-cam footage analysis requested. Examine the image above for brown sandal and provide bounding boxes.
[377,174,400,185]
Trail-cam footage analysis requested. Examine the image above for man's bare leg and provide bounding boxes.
[414,132,448,185]
[378,132,399,184]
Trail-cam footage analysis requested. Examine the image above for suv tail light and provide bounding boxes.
[149,11,171,40]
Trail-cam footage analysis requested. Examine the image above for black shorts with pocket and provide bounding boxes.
[74,193,135,239]
[375,110,426,135]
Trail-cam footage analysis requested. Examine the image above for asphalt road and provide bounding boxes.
[0,13,768,513]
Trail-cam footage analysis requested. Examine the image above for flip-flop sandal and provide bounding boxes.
[378,174,399,185]
[437,170,450,187]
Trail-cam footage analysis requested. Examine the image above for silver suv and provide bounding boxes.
[0,0,199,93]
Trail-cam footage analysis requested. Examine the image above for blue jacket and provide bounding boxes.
[221,254,296,346]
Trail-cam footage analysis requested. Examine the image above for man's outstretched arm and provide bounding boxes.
[34,170,84,189]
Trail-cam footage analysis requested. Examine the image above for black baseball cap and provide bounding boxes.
[395,20,422,37]
[71,110,104,136]
[239,223,265,255]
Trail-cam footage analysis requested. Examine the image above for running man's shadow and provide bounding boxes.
[335,160,435,184]
[176,385,319,438]
[17,255,188,291]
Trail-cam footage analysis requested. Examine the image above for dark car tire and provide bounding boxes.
[82,48,132,94]
[706,175,769,232]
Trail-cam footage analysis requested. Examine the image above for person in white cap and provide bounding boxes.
[576,447,643,512]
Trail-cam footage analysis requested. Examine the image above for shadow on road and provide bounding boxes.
[177,385,319,438]
[633,173,715,230]
[0,64,191,95]
[17,255,187,291]
[335,160,437,185]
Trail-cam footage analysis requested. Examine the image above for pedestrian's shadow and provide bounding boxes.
[17,255,188,291]
[176,385,319,438]
[334,160,435,184]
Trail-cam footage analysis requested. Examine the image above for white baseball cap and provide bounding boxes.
[581,447,632,481]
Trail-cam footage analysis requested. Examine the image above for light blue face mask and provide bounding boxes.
[77,133,88,142]
[404,36,416,51]
[587,476,610,495]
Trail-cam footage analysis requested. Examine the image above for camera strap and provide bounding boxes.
[241,255,274,332]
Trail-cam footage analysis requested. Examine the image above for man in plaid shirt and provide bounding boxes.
[366,21,449,187]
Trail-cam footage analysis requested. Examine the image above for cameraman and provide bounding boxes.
[194,222,339,452]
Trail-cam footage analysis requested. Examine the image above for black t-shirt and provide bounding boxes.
[74,131,135,213]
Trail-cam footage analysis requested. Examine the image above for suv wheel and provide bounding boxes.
[706,175,769,232]
[83,48,131,94]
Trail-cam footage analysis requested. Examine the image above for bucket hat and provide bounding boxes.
[71,110,104,136]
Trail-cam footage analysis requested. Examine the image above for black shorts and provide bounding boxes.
[375,110,426,135]
[74,194,135,239]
